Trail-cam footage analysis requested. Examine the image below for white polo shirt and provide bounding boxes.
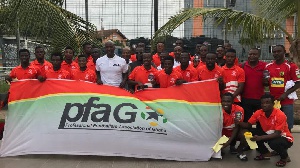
[96,54,128,86]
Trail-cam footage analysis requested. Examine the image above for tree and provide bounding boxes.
[0,0,99,53]
[152,0,300,64]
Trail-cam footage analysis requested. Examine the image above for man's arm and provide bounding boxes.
[278,81,300,101]
[96,71,103,85]
[251,131,281,142]
[233,82,244,98]
[221,125,240,149]
[119,72,128,88]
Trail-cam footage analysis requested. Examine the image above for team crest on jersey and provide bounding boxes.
[280,71,284,77]
[214,74,219,78]
[231,71,236,76]
[58,74,62,79]
[170,78,175,83]
[28,69,32,74]
[186,72,190,78]
[85,74,89,79]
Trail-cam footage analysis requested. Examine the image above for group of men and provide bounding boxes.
[4,40,299,167]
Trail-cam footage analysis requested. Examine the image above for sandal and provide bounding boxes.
[254,154,271,161]
[276,160,287,167]
[237,154,248,161]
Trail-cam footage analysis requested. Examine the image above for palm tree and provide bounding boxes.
[0,0,99,52]
[152,0,300,63]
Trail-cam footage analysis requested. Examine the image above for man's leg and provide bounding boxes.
[250,127,270,157]
[280,104,294,130]
[268,137,293,160]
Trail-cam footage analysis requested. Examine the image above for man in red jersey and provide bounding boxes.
[198,52,225,90]
[61,46,79,73]
[30,46,52,76]
[169,39,183,58]
[7,49,43,82]
[263,45,300,130]
[220,93,248,161]
[222,49,245,104]
[44,52,70,79]
[152,56,184,88]
[241,48,266,122]
[152,42,165,67]
[216,46,226,67]
[237,94,293,167]
[71,55,96,83]
[173,52,197,82]
[128,53,158,91]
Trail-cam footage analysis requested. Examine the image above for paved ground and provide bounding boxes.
[0,133,298,168]
[0,110,299,168]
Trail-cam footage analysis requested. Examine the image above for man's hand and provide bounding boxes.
[137,82,145,90]
[217,76,224,83]
[97,79,103,85]
[37,76,46,82]
[250,135,262,141]
[119,81,126,88]
[277,92,288,101]
[234,118,240,125]
[175,79,186,86]
[220,141,230,149]
[5,76,12,83]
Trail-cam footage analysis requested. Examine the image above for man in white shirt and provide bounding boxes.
[96,41,128,87]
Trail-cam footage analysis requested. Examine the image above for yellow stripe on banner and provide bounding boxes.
[9,92,140,105]
[143,99,221,106]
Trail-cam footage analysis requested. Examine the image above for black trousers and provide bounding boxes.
[251,127,293,159]
[241,98,261,122]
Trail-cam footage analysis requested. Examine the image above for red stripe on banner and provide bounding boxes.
[8,79,220,103]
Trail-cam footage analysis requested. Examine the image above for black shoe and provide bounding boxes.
[243,146,251,151]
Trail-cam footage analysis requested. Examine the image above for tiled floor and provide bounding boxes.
[0,134,299,168]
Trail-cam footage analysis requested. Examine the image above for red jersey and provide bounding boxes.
[9,65,41,80]
[152,53,161,67]
[154,69,183,88]
[248,108,293,142]
[198,65,224,81]
[130,54,137,62]
[128,65,158,85]
[222,65,245,102]
[173,64,198,82]
[61,61,79,73]
[241,61,266,99]
[222,104,244,137]
[30,59,52,76]
[71,68,96,83]
[86,60,96,71]
[265,61,300,105]
[45,68,70,79]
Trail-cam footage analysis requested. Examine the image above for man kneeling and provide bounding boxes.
[236,94,293,167]
[221,93,248,161]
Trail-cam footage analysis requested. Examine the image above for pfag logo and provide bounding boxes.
[141,106,168,127]
[58,97,168,135]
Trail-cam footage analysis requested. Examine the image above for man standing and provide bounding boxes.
[45,52,70,79]
[7,49,43,82]
[222,49,245,104]
[264,45,300,130]
[153,56,185,88]
[128,53,158,91]
[152,42,165,67]
[174,52,198,82]
[173,46,183,67]
[198,52,225,90]
[71,55,96,83]
[129,47,144,72]
[30,46,52,76]
[216,46,226,67]
[169,39,184,57]
[199,45,208,67]
[96,41,128,88]
[241,48,266,122]
[122,47,132,64]
[61,46,79,73]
